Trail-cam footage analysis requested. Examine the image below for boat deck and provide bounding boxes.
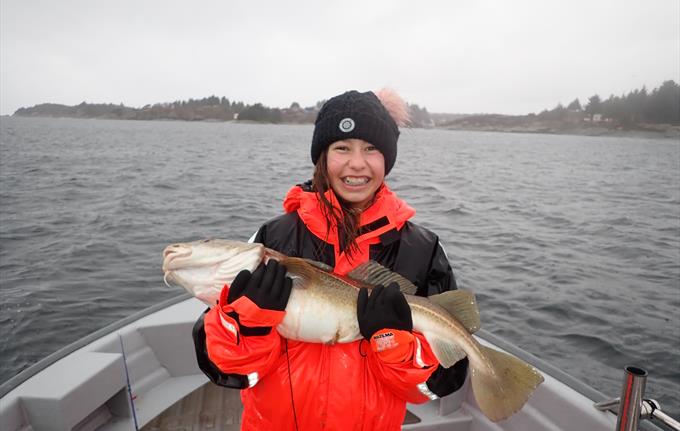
[142,383,243,431]
[141,382,422,431]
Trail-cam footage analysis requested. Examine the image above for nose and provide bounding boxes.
[347,148,368,169]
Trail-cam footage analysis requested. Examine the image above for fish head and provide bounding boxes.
[162,239,264,304]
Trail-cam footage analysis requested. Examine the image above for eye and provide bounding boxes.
[365,145,377,152]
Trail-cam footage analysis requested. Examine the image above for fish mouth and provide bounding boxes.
[162,244,192,271]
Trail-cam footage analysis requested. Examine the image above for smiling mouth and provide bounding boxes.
[342,176,370,186]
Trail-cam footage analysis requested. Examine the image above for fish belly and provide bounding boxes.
[277,287,361,344]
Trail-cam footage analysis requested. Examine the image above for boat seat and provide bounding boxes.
[7,350,125,431]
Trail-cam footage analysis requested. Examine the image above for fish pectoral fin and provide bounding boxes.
[290,277,307,290]
[347,261,418,294]
[423,331,468,368]
[279,257,317,286]
[428,290,481,333]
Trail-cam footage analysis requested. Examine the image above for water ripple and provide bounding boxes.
[1,118,678,417]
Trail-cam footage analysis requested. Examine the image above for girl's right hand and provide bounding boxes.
[223,260,292,332]
[227,260,292,311]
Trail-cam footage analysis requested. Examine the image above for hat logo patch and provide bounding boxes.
[339,118,355,133]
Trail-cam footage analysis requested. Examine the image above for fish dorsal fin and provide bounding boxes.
[302,258,334,273]
[347,261,418,295]
[279,257,318,287]
[428,290,481,333]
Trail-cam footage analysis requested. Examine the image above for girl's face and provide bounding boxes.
[326,139,385,209]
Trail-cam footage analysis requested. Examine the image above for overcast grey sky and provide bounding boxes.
[1,0,678,116]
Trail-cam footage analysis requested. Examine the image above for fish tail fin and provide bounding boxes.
[470,345,544,422]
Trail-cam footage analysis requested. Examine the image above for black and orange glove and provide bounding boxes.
[357,283,415,363]
[223,260,292,335]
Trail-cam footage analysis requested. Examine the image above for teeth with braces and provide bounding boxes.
[343,177,369,185]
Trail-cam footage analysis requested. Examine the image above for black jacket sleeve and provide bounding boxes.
[424,241,469,397]
[424,240,458,295]
[426,357,469,397]
[192,308,249,389]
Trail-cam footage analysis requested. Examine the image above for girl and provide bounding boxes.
[193,89,468,430]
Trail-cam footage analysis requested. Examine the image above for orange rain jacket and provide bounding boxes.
[198,183,467,430]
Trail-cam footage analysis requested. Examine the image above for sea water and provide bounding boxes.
[1,116,678,417]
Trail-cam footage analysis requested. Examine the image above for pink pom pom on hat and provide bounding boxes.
[375,87,410,128]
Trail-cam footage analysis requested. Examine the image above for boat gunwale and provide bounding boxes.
[0,292,192,398]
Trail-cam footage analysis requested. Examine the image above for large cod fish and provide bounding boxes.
[162,239,543,422]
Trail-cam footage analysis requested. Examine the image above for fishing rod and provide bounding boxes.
[119,334,140,431]
[285,339,300,431]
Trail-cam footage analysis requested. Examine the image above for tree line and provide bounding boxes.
[538,80,679,125]
[13,97,308,123]
[137,96,287,122]
[13,80,678,127]
[13,96,436,126]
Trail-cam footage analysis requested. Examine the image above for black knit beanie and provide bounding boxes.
[311,90,400,175]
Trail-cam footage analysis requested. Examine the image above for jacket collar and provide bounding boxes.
[282,182,415,247]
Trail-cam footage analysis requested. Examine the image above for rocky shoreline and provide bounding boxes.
[441,124,680,140]
[437,114,680,140]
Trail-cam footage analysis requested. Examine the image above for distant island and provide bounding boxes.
[12,96,444,128]
[12,80,679,139]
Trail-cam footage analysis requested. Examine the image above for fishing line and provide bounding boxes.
[118,334,140,431]
[285,339,300,431]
